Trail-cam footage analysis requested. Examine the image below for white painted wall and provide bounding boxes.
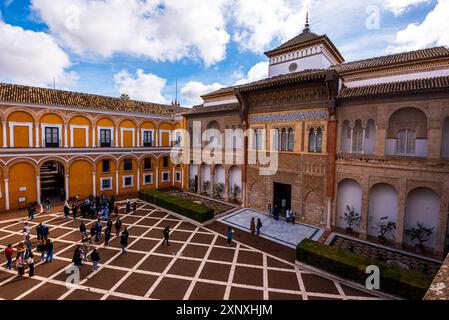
[336,179,362,231]
[229,166,242,196]
[214,165,225,185]
[405,188,441,249]
[269,53,334,77]
[201,165,211,183]
[368,184,398,240]
[189,165,199,180]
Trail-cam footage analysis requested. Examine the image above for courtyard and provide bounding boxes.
[0,200,385,300]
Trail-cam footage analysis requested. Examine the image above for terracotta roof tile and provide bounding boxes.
[0,83,185,116]
[338,76,449,99]
[183,103,240,115]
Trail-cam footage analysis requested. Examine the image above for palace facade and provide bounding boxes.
[184,23,449,255]
[0,84,186,211]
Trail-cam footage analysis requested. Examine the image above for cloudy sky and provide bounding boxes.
[0,0,447,107]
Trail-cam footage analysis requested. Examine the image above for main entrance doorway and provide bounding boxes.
[40,161,65,202]
[273,182,292,213]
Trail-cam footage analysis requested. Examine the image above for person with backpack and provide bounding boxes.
[45,239,53,263]
[226,227,235,247]
[4,244,13,269]
[24,235,33,258]
[91,249,101,271]
[115,219,122,236]
[162,226,170,246]
[256,218,263,236]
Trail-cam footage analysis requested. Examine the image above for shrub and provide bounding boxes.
[296,239,433,300]
[139,189,214,223]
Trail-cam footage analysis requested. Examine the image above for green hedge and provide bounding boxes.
[296,239,433,300]
[139,190,214,223]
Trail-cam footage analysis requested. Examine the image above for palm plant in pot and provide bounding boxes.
[405,222,433,254]
[231,184,241,203]
[213,183,225,199]
[372,216,396,244]
[340,206,361,235]
[202,180,211,195]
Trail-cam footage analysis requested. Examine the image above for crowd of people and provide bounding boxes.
[267,203,297,224]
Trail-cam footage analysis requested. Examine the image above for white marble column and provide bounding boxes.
[64,124,69,148]
[115,170,119,195]
[137,169,141,192]
[92,172,96,197]
[35,123,40,148]
[349,127,354,154]
[2,122,7,148]
[36,176,41,205]
[136,130,140,148]
[115,128,119,147]
[92,127,96,147]
[4,179,9,211]
[65,174,69,201]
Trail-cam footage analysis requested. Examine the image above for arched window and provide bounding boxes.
[308,128,316,152]
[256,128,263,150]
[352,121,363,154]
[397,129,416,155]
[309,127,323,153]
[280,128,287,151]
[287,128,294,151]
[272,128,279,151]
[252,129,257,150]
[316,128,323,153]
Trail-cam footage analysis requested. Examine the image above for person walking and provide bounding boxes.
[267,204,272,217]
[79,221,87,237]
[16,243,26,277]
[90,224,97,244]
[45,239,53,263]
[4,244,13,269]
[91,249,100,271]
[81,236,90,261]
[72,200,78,220]
[45,198,51,213]
[26,253,35,277]
[104,228,111,247]
[256,218,263,236]
[37,239,45,261]
[95,218,102,242]
[162,226,170,246]
[132,201,137,213]
[115,219,122,237]
[250,217,256,235]
[24,235,33,258]
[72,246,82,267]
[36,223,43,242]
[23,222,31,239]
[27,203,34,220]
[41,224,49,241]
[106,220,113,234]
[64,201,70,220]
[226,227,235,247]
[125,199,131,214]
[120,231,128,255]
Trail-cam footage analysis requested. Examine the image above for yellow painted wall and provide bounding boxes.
[7,111,34,147]
[9,162,37,209]
[13,126,30,148]
[96,160,116,197]
[122,131,133,147]
[69,116,91,148]
[97,118,115,127]
[119,158,137,194]
[159,122,173,147]
[73,128,87,148]
[141,121,156,130]
[0,172,5,211]
[69,160,93,198]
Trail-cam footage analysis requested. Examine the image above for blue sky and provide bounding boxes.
[0,0,447,107]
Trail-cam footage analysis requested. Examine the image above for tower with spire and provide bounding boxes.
[264,4,345,77]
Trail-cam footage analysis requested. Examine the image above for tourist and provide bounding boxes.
[60,188,65,202]
[72,246,82,267]
[4,244,13,269]
[24,235,33,258]
[101,192,107,202]
[106,219,113,234]
[72,200,78,220]
[162,226,170,246]
[16,244,25,277]
[250,217,256,235]
[285,209,291,222]
[288,210,296,224]
[37,239,45,261]
[104,227,111,247]
[26,253,35,277]
[120,231,128,255]
[125,199,131,214]
[132,201,137,213]
[41,223,49,241]
[274,205,280,221]
[114,205,119,217]
[91,249,101,271]
[281,198,286,214]
[45,239,53,263]
[81,236,90,261]
[45,198,51,213]
[256,218,263,236]
[109,196,116,215]
[95,218,102,242]
[226,227,235,247]
[27,202,34,220]
[115,219,122,236]
[267,204,272,217]
[90,224,97,244]
[79,221,87,237]
[23,222,31,239]
[36,223,43,241]
[64,201,70,220]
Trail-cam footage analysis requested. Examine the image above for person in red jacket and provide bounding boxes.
[4,244,13,269]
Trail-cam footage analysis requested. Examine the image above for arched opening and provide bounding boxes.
[336,179,362,231]
[341,120,350,153]
[213,165,225,198]
[441,117,449,159]
[229,166,242,199]
[364,119,376,154]
[200,164,211,194]
[368,183,398,240]
[40,161,65,202]
[405,188,440,250]
[352,120,363,154]
[386,107,427,157]
[189,164,199,192]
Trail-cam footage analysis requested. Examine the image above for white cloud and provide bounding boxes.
[0,20,76,87]
[383,0,431,16]
[180,81,225,107]
[31,0,230,66]
[235,61,269,85]
[390,0,449,52]
[114,69,169,104]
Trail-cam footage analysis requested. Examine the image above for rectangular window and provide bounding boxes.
[122,176,134,188]
[143,173,153,185]
[45,127,59,148]
[174,131,182,146]
[100,129,112,147]
[162,172,170,182]
[143,158,152,170]
[102,160,110,173]
[143,131,153,147]
[162,156,169,168]
[124,158,133,171]
[175,171,181,182]
[100,178,113,191]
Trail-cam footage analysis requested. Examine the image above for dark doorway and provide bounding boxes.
[40,161,65,202]
[273,183,292,214]
[194,175,199,193]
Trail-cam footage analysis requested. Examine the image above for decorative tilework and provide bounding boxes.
[250,111,328,124]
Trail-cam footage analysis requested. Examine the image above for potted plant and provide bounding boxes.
[188,179,196,192]
[405,222,433,254]
[202,180,211,195]
[373,216,396,244]
[231,184,241,202]
[340,206,361,235]
[213,183,225,199]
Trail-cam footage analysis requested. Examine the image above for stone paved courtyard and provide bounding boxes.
[0,200,386,300]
